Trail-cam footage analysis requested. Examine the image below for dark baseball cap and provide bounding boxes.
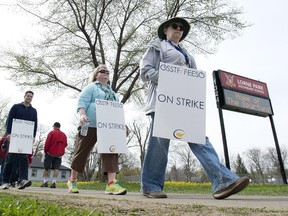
[53,122,61,128]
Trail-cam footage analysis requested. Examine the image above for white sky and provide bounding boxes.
[196,0,288,159]
[0,0,287,161]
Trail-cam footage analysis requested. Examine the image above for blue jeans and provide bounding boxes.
[2,153,28,183]
[141,113,239,193]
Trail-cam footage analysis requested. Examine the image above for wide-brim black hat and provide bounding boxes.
[157,17,190,42]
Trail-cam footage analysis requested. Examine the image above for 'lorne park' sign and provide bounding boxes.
[213,70,273,117]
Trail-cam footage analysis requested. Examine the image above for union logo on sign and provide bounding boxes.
[109,145,117,152]
[173,129,185,139]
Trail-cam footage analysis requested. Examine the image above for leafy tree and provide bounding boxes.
[1,0,249,181]
[1,0,249,104]
[233,153,248,177]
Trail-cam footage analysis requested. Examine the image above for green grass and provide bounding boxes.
[1,182,287,215]
[32,181,288,196]
[0,194,103,216]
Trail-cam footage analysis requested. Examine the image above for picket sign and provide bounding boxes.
[9,119,34,154]
[153,62,206,144]
[95,99,128,154]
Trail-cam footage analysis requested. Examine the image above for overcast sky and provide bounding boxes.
[0,0,287,162]
[196,0,288,159]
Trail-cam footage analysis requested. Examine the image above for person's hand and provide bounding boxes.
[6,134,10,141]
[1,139,9,151]
[80,113,89,125]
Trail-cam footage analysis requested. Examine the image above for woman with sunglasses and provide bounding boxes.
[67,64,127,195]
[140,17,249,199]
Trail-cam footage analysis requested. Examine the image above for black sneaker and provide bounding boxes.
[213,176,250,199]
[18,180,32,190]
[40,182,48,187]
[50,182,56,188]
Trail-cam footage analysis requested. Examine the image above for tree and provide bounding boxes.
[264,146,287,180]
[32,124,50,158]
[233,154,248,177]
[128,118,150,168]
[0,96,9,135]
[169,142,200,182]
[245,148,266,183]
[1,0,249,181]
[118,152,141,181]
[1,0,249,104]
[167,164,180,181]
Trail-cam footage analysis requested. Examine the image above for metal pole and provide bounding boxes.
[269,115,287,184]
[218,108,230,169]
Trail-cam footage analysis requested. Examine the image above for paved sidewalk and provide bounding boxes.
[2,186,288,211]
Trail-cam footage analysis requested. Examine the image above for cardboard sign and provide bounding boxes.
[153,62,206,144]
[9,119,34,154]
[95,99,128,153]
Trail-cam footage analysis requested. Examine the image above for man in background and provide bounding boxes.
[41,122,67,188]
[2,90,38,190]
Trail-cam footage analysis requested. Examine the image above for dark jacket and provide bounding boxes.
[6,103,38,137]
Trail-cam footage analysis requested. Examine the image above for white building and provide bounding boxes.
[29,157,71,182]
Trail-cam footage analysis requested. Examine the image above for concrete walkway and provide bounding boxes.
[2,186,288,211]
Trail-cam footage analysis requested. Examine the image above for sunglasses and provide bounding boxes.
[170,23,184,31]
[98,70,109,74]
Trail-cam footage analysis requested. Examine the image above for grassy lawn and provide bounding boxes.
[32,180,288,196]
[1,181,287,215]
[0,193,98,216]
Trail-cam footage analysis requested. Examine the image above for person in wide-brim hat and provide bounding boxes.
[157,17,190,41]
[139,15,250,200]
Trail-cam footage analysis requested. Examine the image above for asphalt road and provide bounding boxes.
[2,186,288,211]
